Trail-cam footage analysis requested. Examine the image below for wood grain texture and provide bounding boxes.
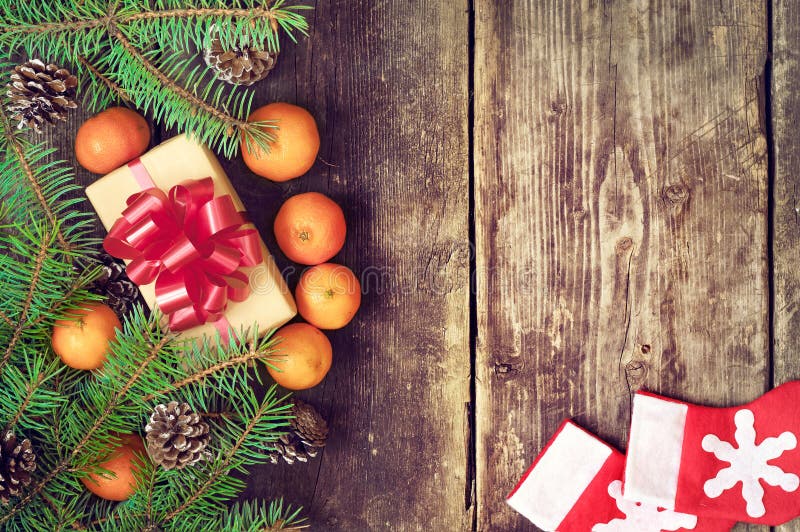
[772,1,800,531]
[160,1,473,530]
[41,1,471,530]
[474,1,769,530]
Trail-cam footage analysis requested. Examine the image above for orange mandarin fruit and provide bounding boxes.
[81,434,148,501]
[274,192,346,265]
[268,323,333,390]
[241,102,320,182]
[295,263,361,330]
[51,302,121,370]
[75,107,150,174]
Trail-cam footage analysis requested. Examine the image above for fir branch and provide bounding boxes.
[222,500,307,531]
[0,0,311,157]
[141,344,268,402]
[5,371,45,429]
[142,463,158,529]
[0,308,12,328]
[109,27,251,134]
[161,396,275,523]
[26,274,96,330]
[124,7,286,24]
[201,411,234,420]
[76,54,130,103]
[42,493,84,531]
[0,5,298,37]
[0,227,50,371]
[0,108,69,250]
[0,334,169,527]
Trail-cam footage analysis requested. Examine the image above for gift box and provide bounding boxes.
[86,134,297,340]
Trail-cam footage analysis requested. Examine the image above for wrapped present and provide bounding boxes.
[86,134,296,340]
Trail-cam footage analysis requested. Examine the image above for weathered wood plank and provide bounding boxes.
[772,0,800,530]
[474,1,768,530]
[40,1,471,529]
[196,1,473,530]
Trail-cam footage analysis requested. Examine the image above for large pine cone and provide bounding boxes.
[267,400,328,465]
[203,25,278,86]
[0,430,36,502]
[145,402,211,470]
[6,59,78,132]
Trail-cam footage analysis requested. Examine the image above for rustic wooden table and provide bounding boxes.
[41,0,800,530]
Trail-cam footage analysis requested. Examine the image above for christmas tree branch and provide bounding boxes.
[77,54,131,103]
[27,275,95,329]
[0,0,310,157]
[0,109,70,250]
[0,232,50,371]
[5,372,45,429]
[110,28,251,134]
[0,5,297,37]
[0,334,168,526]
[141,344,272,402]
[224,500,307,531]
[161,397,273,522]
[201,410,234,420]
[68,339,167,458]
[0,308,12,328]
[142,463,158,529]
[41,492,83,530]
[124,7,286,24]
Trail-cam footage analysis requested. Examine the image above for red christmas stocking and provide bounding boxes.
[506,420,732,531]
[625,382,800,525]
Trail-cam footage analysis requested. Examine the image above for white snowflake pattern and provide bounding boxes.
[701,408,800,518]
[591,480,698,531]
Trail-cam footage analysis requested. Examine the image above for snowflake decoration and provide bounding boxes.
[701,408,799,518]
[591,480,697,531]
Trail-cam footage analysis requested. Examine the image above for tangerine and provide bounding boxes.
[81,434,148,501]
[268,323,333,390]
[274,192,346,265]
[295,263,361,330]
[75,107,150,174]
[241,102,320,182]
[52,302,121,370]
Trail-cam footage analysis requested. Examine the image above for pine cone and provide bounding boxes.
[203,25,278,86]
[86,253,141,317]
[267,400,328,465]
[6,59,78,132]
[0,430,36,502]
[145,402,211,470]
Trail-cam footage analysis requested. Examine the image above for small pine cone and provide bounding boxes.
[266,400,328,465]
[6,59,78,132]
[145,402,211,470]
[87,253,141,317]
[0,430,36,502]
[203,24,278,86]
[292,399,328,447]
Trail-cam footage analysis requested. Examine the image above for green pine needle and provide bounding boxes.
[0,11,309,525]
[0,0,311,158]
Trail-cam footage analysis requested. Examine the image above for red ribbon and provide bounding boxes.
[103,176,262,333]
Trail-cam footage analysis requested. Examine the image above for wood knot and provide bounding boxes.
[640,344,651,354]
[550,100,568,115]
[664,184,689,205]
[494,362,519,376]
[625,359,648,387]
[615,237,634,254]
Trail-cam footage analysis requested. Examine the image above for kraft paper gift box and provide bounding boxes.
[86,134,296,340]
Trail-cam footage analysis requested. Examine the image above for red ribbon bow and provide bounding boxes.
[103,177,262,332]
